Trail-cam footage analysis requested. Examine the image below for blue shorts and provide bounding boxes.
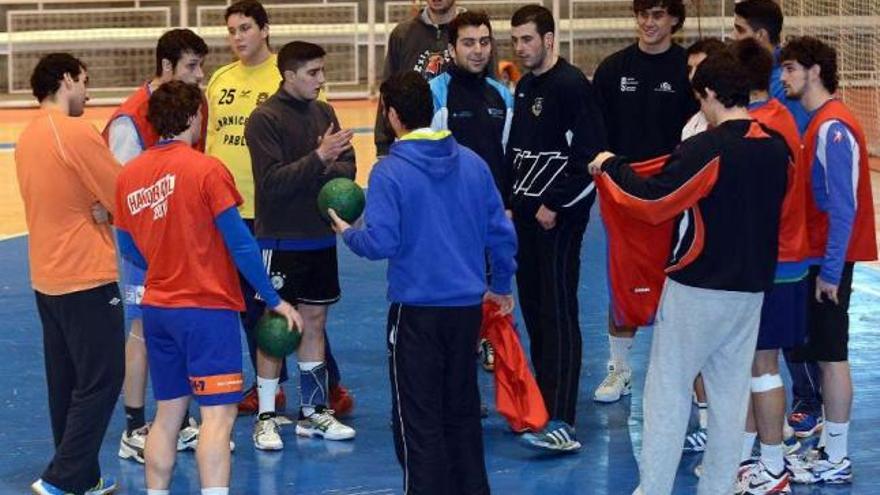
[756,278,808,351]
[120,258,145,322]
[142,306,244,406]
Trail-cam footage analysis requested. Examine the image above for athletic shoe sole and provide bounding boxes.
[521,438,582,453]
[253,439,284,451]
[593,382,632,403]
[792,421,823,438]
[295,424,356,441]
[118,441,144,464]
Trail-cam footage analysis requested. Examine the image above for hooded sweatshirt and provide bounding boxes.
[342,129,517,306]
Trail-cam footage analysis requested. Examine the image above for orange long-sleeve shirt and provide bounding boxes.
[15,107,121,295]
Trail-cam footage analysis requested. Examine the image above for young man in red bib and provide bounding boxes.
[781,36,877,486]
[103,27,210,464]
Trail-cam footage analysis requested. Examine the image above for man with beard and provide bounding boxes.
[429,11,512,195]
[429,10,513,373]
[19,53,123,495]
[782,36,877,486]
[507,4,606,452]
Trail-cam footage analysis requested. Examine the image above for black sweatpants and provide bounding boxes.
[35,283,125,493]
[514,215,587,426]
[239,219,340,387]
[387,303,489,495]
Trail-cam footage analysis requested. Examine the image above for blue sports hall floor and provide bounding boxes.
[1,209,879,494]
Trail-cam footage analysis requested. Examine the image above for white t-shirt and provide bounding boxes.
[681,111,709,141]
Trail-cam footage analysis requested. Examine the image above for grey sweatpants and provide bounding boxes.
[635,278,763,495]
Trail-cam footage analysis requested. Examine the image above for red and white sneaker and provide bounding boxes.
[736,460,791,494]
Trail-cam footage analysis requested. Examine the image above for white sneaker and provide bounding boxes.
[785,448,819,484]
[296,409,356,441]
[593,363,632,403]
[735,460,791,494]
[175,417,236,452]
[787,448,852,484]
[253,416,283,450]
[118,424,149,463]
[177,417,199,451]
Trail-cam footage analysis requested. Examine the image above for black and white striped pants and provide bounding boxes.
[386,303,489,495]
[515,215,587,426]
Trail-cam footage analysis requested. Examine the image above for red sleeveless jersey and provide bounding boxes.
[750,98,809,262]
[103,84,159,150]
[802,99,877,261]
[103,83,209,153]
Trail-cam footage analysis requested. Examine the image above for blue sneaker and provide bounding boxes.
[520,421,581,453]
[787,411,823,438]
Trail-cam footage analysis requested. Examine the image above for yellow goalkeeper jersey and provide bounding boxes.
[206,53,330,218]
[205,54,279,219]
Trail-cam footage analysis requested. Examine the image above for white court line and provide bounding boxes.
[0,231,27,241]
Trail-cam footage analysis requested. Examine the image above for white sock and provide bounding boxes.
[147,491,170,495]
[201,488,229,495]
[697,403,708,430]
[824,420,849,463]
[760,442,784,475]
[609,335,633,371]
[742,431,757,461]
[817,409,828,448]
[257,376,279,416]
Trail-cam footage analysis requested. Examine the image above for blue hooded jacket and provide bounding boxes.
[342,129,517,306]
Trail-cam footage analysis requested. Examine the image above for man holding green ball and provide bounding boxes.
[115,80,303,495]
[244,40,357,448]
[330,71,517,494]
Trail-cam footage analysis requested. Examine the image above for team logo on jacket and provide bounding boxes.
[257,92,270,106]
[531,97,544,116]
[654,81,675,93]
[511,149,568,197]
[620,77,638,92]
[414,50,451,80]
[270,273,285,290]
